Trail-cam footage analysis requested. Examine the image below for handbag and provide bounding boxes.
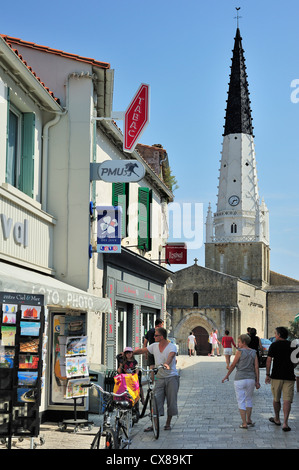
[113,373,140,405]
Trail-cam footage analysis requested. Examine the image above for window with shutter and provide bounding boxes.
[20,113,35,197]
[138,187,152,251]
[112,183,129,238]
[6,93,35,198]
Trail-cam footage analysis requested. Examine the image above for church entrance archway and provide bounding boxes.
[193,326,210,356]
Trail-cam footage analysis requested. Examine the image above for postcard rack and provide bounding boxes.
[0,292,44,449]
[58,334,93,433]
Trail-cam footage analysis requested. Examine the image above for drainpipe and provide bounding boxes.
[42,112,66,212]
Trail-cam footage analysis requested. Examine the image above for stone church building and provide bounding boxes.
[167,27,299,355]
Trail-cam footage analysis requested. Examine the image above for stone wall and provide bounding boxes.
[167,264,238,307]
[267,289,299,336]
[205,242,270,288]
[237,281,267,338]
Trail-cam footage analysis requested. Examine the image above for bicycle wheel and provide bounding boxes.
[150,395,159,439]
[139,390,150,418]
[91,428,119,449]
[116,410,133,449]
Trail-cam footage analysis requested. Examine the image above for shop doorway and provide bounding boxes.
[116,302,133,355]
[193,326,210,356]
[141,308,159,367]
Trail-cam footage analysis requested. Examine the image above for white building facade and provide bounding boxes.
[0,34,173,418]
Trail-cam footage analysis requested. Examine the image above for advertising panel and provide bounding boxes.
[96,206,122,254]
[165,243,187,264]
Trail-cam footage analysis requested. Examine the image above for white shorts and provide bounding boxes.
[224,348,232,355]
[234,379,255,410]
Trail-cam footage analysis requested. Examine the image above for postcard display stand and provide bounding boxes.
[0,292,45,448]
[58,326,93,432]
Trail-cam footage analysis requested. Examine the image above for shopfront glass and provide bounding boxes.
[115,302,133,357]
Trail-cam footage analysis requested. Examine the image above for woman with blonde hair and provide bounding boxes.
[222,334,260,429]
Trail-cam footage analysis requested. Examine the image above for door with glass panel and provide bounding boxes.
[116,303,127,356]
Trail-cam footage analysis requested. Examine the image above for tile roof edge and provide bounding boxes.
[0,35,110,69]
[1,35,61,105]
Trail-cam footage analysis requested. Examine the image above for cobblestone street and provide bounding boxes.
[2,355,298,451]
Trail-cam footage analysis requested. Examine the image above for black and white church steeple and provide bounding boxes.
[205,27,270,287]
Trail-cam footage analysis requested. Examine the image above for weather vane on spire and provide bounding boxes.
[234,7,242,28]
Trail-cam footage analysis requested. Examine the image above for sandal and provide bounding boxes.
[247,422,255,427]
[239,424,248,429]
[269,417,281,426]
[144,426,153,432]
[164,425,171,430]
[282,426,291,432]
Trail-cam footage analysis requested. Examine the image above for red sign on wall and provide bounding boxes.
[165,243,187,264]
[124,84,150,153]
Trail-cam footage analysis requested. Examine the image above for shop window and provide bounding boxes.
[112,182,129,238]
[6,92,35,197]
[138,187,152,251]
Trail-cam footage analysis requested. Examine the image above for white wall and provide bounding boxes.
[0,66,56,273]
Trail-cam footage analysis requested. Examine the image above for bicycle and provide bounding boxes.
[84,382,135,449]
[137,364,165,440]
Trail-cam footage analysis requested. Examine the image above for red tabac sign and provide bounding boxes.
[124,84,150,153]
[165,243,187,264]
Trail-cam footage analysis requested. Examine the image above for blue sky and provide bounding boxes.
[2,0,299,280]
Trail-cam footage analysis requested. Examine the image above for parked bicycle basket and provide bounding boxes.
[104,369,118,393]
[113,373,140,406]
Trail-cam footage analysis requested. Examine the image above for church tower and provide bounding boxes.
[205,27,270,288]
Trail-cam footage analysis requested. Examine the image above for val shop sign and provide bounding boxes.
[90,160,145,183]
[165,243,187,264]
[124,83,150,153]
[96,206,122,254]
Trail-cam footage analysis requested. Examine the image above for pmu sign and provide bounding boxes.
[124,84,150,153]
[90,160,145,182]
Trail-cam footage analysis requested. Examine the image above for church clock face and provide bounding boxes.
[228,195,240,206]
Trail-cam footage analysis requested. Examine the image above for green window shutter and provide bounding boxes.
[138,187,152,251]
[112,182,129,238]
[20,113,35,197]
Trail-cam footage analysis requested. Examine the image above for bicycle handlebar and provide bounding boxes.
[138,364,166,374]
[81,382,133,399]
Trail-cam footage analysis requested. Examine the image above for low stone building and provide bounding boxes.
[167,260,267,355]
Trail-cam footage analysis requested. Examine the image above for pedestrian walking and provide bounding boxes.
[134,327,179,431]
[248,328,262,365]
[187,331,196,357]
[211,329,221,356]
[222,330,236,369]
[222,334,260,429]
[265,326,297,432]
[208,331,213,356]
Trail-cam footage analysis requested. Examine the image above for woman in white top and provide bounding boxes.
[134,327,179,431]
[222,334,260,429]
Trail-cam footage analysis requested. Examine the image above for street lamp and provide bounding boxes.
[166,277,173,291]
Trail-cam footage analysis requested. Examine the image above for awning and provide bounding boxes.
[0,262,111,314]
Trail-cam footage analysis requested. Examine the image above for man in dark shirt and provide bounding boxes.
[143,318,164,367]
[265,326,296,432]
